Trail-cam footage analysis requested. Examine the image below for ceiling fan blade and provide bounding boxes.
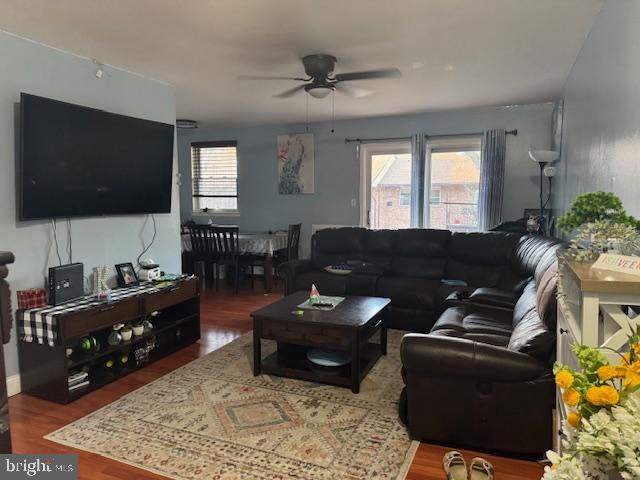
[334,68,401,82]
[273,85,307,98]
[335,83,373,98]
[238,75,308,81]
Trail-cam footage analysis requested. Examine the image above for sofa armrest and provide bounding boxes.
[401,333,549,382]
[277,259,316,294]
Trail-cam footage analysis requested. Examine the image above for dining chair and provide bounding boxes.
[187,224,217,288]
[212,226,255,293]
[273,223,302,286]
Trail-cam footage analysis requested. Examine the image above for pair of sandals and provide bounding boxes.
[443,451,494,480]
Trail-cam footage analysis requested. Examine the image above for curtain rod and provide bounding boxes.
[344,136,411,144]
[344,129,517,144]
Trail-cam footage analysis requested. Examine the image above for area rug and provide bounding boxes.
[46,330,418,480]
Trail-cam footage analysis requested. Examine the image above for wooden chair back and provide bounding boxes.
[286,223,302,260]
[188,224,216,257]
[213,226,240,261]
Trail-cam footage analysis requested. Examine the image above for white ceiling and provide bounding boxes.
[0,0,602,126]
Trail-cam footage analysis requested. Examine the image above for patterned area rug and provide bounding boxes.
[46,330,418,479]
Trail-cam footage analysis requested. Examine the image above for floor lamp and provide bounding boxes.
[528,150,559,235]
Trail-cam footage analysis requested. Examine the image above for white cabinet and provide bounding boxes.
[555,260,640,449]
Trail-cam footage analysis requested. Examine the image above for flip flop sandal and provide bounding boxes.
[443,451,468,480]
[470,457,494,480]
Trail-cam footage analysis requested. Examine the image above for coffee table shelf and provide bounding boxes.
[251,292,390,393]
[260,342,382,390]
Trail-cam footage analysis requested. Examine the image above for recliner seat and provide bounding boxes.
[279,227,563,455]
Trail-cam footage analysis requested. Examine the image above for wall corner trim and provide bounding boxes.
[6,374,21,397]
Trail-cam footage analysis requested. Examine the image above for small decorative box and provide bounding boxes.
[17,288,47,310]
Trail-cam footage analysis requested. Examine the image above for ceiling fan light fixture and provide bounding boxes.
[306,85,333,99]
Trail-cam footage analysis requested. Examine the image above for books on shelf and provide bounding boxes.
[68,371,88,389]
[68,380,89,392]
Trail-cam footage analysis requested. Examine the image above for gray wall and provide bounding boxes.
[0,31,181,377]
[555,1,640,218]
[178,103,554,254]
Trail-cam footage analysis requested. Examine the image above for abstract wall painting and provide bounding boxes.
[277,133,314,194]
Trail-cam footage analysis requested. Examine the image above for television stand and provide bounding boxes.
[17,278,200,404]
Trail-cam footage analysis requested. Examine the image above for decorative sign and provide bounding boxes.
[592,253,640,277]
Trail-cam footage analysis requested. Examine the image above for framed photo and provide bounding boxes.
[277,133,314,194]
[115,263,139,287]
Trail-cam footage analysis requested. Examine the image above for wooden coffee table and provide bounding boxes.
[251,291,390,393]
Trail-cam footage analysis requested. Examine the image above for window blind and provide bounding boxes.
[191,141,238,200]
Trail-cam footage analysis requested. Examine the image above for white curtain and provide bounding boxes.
[478,129,507,230]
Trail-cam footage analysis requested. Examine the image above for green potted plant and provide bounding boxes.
[558,191,640,262]
[557,191,639,234]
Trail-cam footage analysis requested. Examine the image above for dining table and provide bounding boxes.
[181,230,288,292]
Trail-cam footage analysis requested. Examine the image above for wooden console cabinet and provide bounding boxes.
[556,260,640,449]
[18,278,200,404]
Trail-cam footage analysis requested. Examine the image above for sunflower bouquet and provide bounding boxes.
[543,325,640,479]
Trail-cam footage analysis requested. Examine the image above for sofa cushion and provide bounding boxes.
[445,259,507,288]
[293,271,346,295]
[511,234,563,281]
[536,262,558,330]
[432,305,513,338]
[445,232,522,287]
[389,229,450,278]
[448,232,521,265]
[345,273,379,296]
[376,276,440,310]
[363,229,396,270]
[430,328,511,347]
[313,228,365,266]
[469,287,520,309]
[508,309,555,361]
[512,281,537,328]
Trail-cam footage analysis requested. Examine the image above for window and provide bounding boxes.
[191,141,238,213]
[361,143,412,230]
[426,136,481,232]
[430,187,441,205]
[399,187,411,206]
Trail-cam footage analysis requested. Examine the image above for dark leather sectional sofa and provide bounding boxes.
[279,227,563,455]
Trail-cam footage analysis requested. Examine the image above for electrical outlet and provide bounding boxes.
[351,198,357,207]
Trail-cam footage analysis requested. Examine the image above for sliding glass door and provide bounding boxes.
[360,136,481,231]
[424,136,482,232]
[360,142,413,229]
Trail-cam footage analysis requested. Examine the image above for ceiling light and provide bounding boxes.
[306,86,333,99]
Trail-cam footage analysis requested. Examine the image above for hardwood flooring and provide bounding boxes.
[8,283,545,480]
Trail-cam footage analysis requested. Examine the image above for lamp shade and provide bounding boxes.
[528,150,559,164]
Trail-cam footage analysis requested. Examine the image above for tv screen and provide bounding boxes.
[19,93,174,220]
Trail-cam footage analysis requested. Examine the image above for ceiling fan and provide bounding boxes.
[239,54,401,99]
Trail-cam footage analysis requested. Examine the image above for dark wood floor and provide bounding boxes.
[8,283,544,480]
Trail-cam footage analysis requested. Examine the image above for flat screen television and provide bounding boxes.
[19,93,174,220]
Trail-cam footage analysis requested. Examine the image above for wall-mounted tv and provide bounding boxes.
[19,93,174,220]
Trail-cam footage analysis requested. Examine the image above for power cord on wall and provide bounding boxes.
[51,218,62,266]
[137,214,157,267]
[67,217,73,263]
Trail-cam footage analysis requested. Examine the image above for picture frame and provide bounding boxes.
[115,262,139,287]
[277,133,314,194]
